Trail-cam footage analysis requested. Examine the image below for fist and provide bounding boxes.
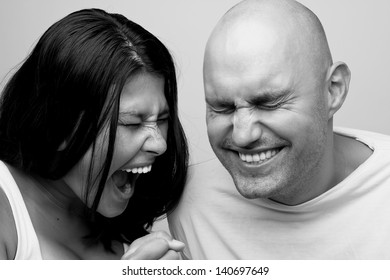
[121,231,185,260]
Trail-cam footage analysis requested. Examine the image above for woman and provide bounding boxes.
[0,8,188,259]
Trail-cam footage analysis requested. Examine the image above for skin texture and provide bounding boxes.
[62,72,169,218]
[204,0,358,205]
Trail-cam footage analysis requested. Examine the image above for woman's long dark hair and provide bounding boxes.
[0,8,188,250]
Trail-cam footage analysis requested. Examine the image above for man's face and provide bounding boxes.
[204,23,330,204]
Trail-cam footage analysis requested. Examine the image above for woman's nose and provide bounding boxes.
[142,122,167,156]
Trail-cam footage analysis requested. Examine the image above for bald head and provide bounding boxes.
[204,0,332,87]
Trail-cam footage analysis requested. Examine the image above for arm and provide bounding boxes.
[0,187,17,259]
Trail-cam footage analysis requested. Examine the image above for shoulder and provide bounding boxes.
[335,127,390,151]
[169,157,236,221]
[177,157,236,205]
[0,186,17,259]
[186,157,233,189]
[335,127,390,185]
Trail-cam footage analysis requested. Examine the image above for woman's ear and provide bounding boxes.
[326,61,351,119]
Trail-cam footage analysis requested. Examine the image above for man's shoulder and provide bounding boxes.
[335,127,390,150]
[188,157,228,174]
[175,157,237,206]
[186,157,232,188]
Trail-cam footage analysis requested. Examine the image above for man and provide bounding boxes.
[169,0,390,259]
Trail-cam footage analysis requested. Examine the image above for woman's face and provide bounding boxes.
[63,72,169,217]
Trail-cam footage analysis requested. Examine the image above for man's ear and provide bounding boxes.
[326,61,351,119]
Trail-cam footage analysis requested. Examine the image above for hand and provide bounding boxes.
[121,231,185,260]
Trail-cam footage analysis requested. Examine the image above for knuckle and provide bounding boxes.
[165,250,180,260]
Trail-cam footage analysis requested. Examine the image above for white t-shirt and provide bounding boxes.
[168,128,390,259]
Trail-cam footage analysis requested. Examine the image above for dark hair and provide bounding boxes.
[0,8,188,250]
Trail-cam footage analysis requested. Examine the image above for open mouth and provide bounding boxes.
[112,165,152,195]
[238,148,283,164]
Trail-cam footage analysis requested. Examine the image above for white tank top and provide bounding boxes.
[0,161,42,259]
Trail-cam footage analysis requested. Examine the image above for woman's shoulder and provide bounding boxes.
[0,185,17,259]
[0,161,30,260]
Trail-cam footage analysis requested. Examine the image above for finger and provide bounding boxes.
[150,230,173,241]
[167,239,185,252]
[123,238,170,260]
[159,249,181,260]
[138,231,185,251]
[123,231,171,256]
[151,231,185,251]
[122,231,184,259]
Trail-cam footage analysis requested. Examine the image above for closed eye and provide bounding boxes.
[118,122,141,127]
[210,106,235,114]
[207,100,235,114]
[258,102,282,110]
[157,116,169,124]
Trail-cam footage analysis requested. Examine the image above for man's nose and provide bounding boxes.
[142,122,167,156]
[231,108,262,147]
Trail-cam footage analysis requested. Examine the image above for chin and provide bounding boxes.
[236,186,272,199]
[232,175,280,199]
[98,210,125,218]
[97,204,128,218]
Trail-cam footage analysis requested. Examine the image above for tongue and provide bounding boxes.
[112,170,128,187]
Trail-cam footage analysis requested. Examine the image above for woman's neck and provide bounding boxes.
[33,176,90,219]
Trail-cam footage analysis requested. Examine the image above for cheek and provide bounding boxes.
[113,131,139,161]
[266,95,328,140]
[160,122,169,141]
[271,109,327,153]
[63,148,95,205]
[206,114,230,144]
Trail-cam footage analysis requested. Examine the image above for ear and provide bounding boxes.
[326,61,351,119]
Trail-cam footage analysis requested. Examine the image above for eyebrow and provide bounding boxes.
[205,97,232,107]
[118,111,138,117]
[206,89,290,106]
[247,89,290,105]
[118,107,170,118]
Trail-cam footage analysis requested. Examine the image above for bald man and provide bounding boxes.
[169,0,390,259]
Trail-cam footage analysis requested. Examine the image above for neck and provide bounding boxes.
[34,176,90,219]
[273,130,373,206]
[271,129,339,206]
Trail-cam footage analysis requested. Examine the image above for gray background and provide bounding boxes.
[1,0,389,231]
[1,0,390,165]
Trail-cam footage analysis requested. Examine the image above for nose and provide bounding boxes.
[142,122,167,156]
[231,107,262,147]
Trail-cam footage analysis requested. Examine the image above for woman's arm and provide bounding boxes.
[0,187,17,259]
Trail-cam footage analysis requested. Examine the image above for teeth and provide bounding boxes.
[238,149,280,164]
[122,165,152,174]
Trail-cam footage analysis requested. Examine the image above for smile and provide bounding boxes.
[122,165,152,174]
[112,165,152,197]
[238,148,280,164]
